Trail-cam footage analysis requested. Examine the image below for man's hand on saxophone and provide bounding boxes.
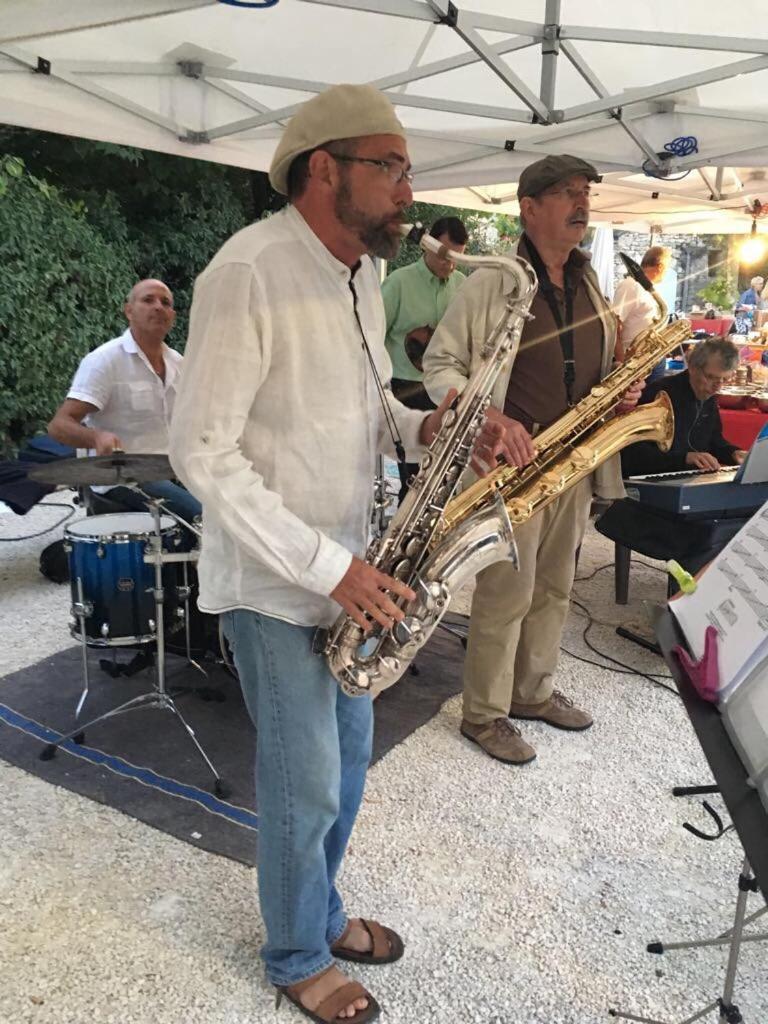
[471,405,538,474]
[417,387,459,445]
[330,558,416,634]
[615,378,645,413]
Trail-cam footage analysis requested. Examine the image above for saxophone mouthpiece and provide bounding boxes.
[399,221,427,245]
[619,252,654,293]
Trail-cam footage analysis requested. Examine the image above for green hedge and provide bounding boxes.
[0,156,134,455]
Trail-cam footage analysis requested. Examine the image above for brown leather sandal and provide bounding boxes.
[331,918,405,966]
[275,965,380,1024]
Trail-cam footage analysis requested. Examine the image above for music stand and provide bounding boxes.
[610,855,765,1024]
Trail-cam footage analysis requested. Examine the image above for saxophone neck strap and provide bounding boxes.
[521,233,577,406]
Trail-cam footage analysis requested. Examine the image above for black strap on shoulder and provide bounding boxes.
[349,277,406,465]
[522,234,577,406]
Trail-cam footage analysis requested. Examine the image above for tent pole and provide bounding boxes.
[539,0,561,113]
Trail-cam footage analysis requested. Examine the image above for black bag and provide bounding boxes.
[39,539,70,584]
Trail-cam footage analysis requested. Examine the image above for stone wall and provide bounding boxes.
[612,231,738,313]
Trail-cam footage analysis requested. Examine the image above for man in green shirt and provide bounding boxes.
[382,215,467,501]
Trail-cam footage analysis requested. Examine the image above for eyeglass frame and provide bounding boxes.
[697,368,732,386]
[538,186,593,202]
[323,151,414,185]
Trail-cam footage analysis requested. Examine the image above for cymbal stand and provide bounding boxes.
[41,498,227,796]
[72,575,93,721]
[130,484,208,680]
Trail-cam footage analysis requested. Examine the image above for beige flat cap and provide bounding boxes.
[269,83,405,196]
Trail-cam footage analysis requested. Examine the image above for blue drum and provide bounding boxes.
[64,513,181,646]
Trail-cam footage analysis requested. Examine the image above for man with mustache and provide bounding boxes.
[424,154,642,766]
[48,279,201,523]
[170,85,501,1024]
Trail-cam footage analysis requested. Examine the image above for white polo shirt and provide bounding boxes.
[68,328,182,454]
[613,277,657,347]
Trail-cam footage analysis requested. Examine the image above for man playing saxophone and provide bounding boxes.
[423,154,643,766]
[170,84,502,1023]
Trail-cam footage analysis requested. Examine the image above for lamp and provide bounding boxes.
[738,219,767,264]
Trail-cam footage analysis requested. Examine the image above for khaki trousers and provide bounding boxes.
[463,478,592,723]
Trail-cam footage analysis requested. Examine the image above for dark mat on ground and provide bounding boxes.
[0,619,466,866]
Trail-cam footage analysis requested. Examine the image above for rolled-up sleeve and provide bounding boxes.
[169,263,352,598]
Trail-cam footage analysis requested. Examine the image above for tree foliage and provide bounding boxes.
[386,200,519,273]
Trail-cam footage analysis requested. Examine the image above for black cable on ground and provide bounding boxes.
[564,597,679,698]
[575,558,667,583]
[0,503,75,542]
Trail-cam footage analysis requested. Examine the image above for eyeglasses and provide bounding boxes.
[540,187,592,202]
[326,153,414,185]
[700,371,730,386]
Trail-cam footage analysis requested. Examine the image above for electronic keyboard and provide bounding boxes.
[626,467,768,517]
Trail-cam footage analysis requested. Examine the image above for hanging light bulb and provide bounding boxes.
[738,219,767,264]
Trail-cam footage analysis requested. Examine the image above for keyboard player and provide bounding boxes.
[598,339,754,596]
[622,338,747,477]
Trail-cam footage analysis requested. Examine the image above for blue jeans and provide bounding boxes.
[222,609,374,986]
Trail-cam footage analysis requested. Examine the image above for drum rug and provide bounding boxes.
[0,619,466,866]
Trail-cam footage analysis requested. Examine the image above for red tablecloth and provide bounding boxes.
[719,407,768,449]
[689,316,735,337]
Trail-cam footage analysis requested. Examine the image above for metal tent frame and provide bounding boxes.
[2,1,768,230]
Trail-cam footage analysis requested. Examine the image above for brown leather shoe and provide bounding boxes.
[509,690,593,731]
[460,717,536,765]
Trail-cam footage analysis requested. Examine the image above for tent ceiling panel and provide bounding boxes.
[2,0,768,232]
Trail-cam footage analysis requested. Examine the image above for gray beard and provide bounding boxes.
[334,181,401,260]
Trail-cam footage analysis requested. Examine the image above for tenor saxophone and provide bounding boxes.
[438,256,691,541]
[321,226,538,697]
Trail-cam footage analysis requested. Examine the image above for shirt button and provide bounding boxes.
[200,433,209,444]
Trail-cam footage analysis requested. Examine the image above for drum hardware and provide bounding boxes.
[41,499,227,797]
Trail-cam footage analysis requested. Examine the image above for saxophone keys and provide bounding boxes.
[392,557,412,581]
[404,536,422,558]
[571,445,597,468]
[539,471,566,496]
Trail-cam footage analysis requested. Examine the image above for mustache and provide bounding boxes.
[568,208,588,224]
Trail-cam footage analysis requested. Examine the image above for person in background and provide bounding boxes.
[48,279,201,524]
[612,245,672,383]
[737,275,764,309]
[382,216,467,501]
[622,337,746,476]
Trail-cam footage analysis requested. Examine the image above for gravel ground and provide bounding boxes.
[1,497,766,1024]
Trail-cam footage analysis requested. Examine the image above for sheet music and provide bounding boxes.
[670,499,768,698]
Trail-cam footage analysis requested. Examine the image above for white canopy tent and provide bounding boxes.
[2,0,768,234]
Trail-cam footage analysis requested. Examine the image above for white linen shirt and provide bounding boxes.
[68,328,182,454]
[169,205,426,628]
[613,277,657,347]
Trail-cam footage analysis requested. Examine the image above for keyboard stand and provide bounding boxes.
[616,625,662,658]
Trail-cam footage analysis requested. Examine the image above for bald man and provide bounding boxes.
[49,279,201,522]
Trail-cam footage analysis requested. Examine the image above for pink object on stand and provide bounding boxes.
[673,625,721,703]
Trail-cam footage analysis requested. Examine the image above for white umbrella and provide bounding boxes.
[590,223,616,300]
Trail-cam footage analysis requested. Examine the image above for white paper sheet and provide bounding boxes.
[670,499,768,699]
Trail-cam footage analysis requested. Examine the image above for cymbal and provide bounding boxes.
[28,452,173,487]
